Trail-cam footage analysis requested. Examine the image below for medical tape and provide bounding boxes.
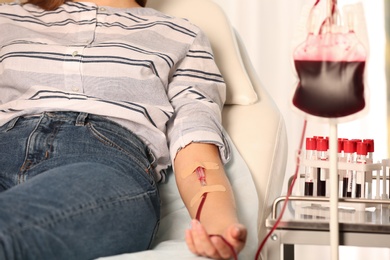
[190,185,226,207]
[181,161,219,179]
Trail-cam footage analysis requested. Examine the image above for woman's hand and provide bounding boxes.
[185,219,247,259]
[175,143,246,258]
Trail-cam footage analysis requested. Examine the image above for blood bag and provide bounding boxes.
[292,1,368,121]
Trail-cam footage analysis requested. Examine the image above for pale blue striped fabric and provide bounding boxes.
[0,1,230,182]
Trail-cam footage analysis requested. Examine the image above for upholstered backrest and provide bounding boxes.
[146,0,258,105]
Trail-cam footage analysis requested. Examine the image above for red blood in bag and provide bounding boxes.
[292,60,365,118]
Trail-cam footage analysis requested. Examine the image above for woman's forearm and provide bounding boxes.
[174,142,239,234]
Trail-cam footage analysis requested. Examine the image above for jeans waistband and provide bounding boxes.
[4,111,155,164]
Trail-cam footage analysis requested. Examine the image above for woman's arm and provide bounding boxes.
[174,142,247,259]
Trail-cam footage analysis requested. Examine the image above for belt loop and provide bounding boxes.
[75,113,89,126]
[147,148,156,166]
[4,117,20,132]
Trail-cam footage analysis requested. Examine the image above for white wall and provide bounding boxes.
[213,0,388,183]
[213,0,389,259]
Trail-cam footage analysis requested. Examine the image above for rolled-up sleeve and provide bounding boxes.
[166,28,231,164]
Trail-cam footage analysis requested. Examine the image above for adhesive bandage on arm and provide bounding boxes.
[190,184,227,207]
[182,163,226,208]
[181,161,219,179]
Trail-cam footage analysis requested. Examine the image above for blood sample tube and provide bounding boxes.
[363,139,374,199]
[355,141,367,198]
[316,138,328,197]
[343,140,356,197]
[304,137,317,196]
[363,139,374,163]
[338,138,345,197]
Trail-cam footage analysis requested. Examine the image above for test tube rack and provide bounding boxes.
[298,157,389,199]
[294,157,390,221]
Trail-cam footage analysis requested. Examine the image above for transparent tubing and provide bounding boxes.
[329,121,339,260]
[326,0,336,31]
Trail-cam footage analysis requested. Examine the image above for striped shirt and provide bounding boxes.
[0,1,230,182]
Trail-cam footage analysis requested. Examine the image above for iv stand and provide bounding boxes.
[327,1,340,259]
[329,121,339,260]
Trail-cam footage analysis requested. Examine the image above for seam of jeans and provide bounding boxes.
[1,188,159,236]
[17,114,45,184]
[18,120,64,183]
[3,117,19,132]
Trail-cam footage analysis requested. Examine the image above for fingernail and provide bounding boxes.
[191,219,199,228]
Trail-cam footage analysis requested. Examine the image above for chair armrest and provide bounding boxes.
[222,31,288,239]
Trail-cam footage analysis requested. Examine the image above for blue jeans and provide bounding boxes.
[0,112,161,260]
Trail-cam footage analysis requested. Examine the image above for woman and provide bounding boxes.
[0,0,247,259]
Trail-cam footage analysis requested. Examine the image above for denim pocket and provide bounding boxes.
[0,117,19,132]
[85,122,156,186]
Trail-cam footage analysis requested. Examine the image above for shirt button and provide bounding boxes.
[99,7,106,12]
[72,51,78,57]
[72,87,80,92]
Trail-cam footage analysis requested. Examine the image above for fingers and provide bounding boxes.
[225,224,247,253]
[186,220,221,259]
[185,220,242,259]
[210,235,238,259]
[232,224,247,242]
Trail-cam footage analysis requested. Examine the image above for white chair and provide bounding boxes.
[101,0,288,259]
[0,0,288,259]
